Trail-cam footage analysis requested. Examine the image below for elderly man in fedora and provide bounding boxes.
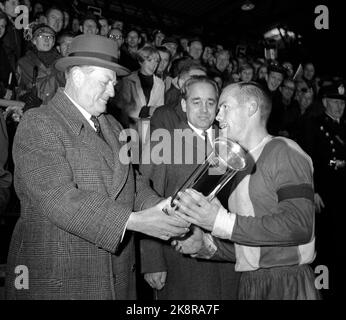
[5,34,189,300]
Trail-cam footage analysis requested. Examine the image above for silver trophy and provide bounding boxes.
[169,136,247,208]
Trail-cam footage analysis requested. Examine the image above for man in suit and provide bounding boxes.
[140,76,240,300]
[5,34,189,300]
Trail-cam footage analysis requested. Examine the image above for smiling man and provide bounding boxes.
[5,35,189,300]
[173,81,320,300]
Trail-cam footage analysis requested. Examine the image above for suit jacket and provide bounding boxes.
[140,122,240,300]
[5,89,160,300]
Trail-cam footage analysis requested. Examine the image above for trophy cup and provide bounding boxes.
[168,136,248,210]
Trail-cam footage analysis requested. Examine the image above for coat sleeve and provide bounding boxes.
[13,111,133,254]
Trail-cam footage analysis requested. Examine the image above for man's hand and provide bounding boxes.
[171,225,204,255]
[144,272,167,290]
[173,189,221,232]
[127,198,190,240]
[314,193,325,213]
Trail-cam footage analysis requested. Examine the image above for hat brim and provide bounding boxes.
[55,56,130,76]
[324,94,346,101]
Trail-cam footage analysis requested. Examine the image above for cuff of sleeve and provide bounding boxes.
[211,206,236,240]
[121,218,130,242]
[191,233,217,259]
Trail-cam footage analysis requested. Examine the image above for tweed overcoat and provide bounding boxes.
[5,89,160,299]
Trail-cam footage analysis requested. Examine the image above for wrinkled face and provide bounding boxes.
[58,36,73,57]
[33,32,55,52]
[109,29,123,50]
[140,53,160,75]
[157,51,170,73]
[75,66,116,116]
[304,63,315,81]
[280,80,295,100]
[163,42,177,57]
[189,41,203,60]
[99,19,109,36]
[324,98,345,120]
[82,19,98,35]
[240,68,254,82]
[0,18,6,38]
[154,32,165,46]
[126,31,140,48]
[181,82,218,130]
[216,87,247,142]
[47,9,64,33]
[4,0,19,18]
[267,71,283,91]
[216,53,230,72]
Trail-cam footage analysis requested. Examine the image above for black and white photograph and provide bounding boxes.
[0,0,344,306]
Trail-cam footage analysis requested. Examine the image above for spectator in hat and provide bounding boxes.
[152,29,165,47]
[162,36,178,60]
[17,23,65,105]
[300,82,346,299]
[5,34,189,300]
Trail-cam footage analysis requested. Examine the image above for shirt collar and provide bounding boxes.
[64,90,97,131]
[188,121,213,141]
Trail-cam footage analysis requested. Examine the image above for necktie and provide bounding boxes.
[203,130,213,159]
[90,115,105,140]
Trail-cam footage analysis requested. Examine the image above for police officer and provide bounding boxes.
[301,82,346,299]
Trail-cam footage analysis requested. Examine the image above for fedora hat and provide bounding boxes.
[55,34,130,76]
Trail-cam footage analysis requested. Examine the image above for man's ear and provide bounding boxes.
[181,98,187,113]
[247,99,259,117]
[322,98,327,109]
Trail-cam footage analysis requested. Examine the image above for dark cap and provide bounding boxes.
[321,83,346,101]
[32,23,56,39]
[162,37,178,46]
[268,63,286,75]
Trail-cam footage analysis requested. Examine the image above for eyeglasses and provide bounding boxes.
[37,34,55,41]
[109,34,123,40]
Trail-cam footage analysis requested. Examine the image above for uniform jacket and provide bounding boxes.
[5,89,160,299]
